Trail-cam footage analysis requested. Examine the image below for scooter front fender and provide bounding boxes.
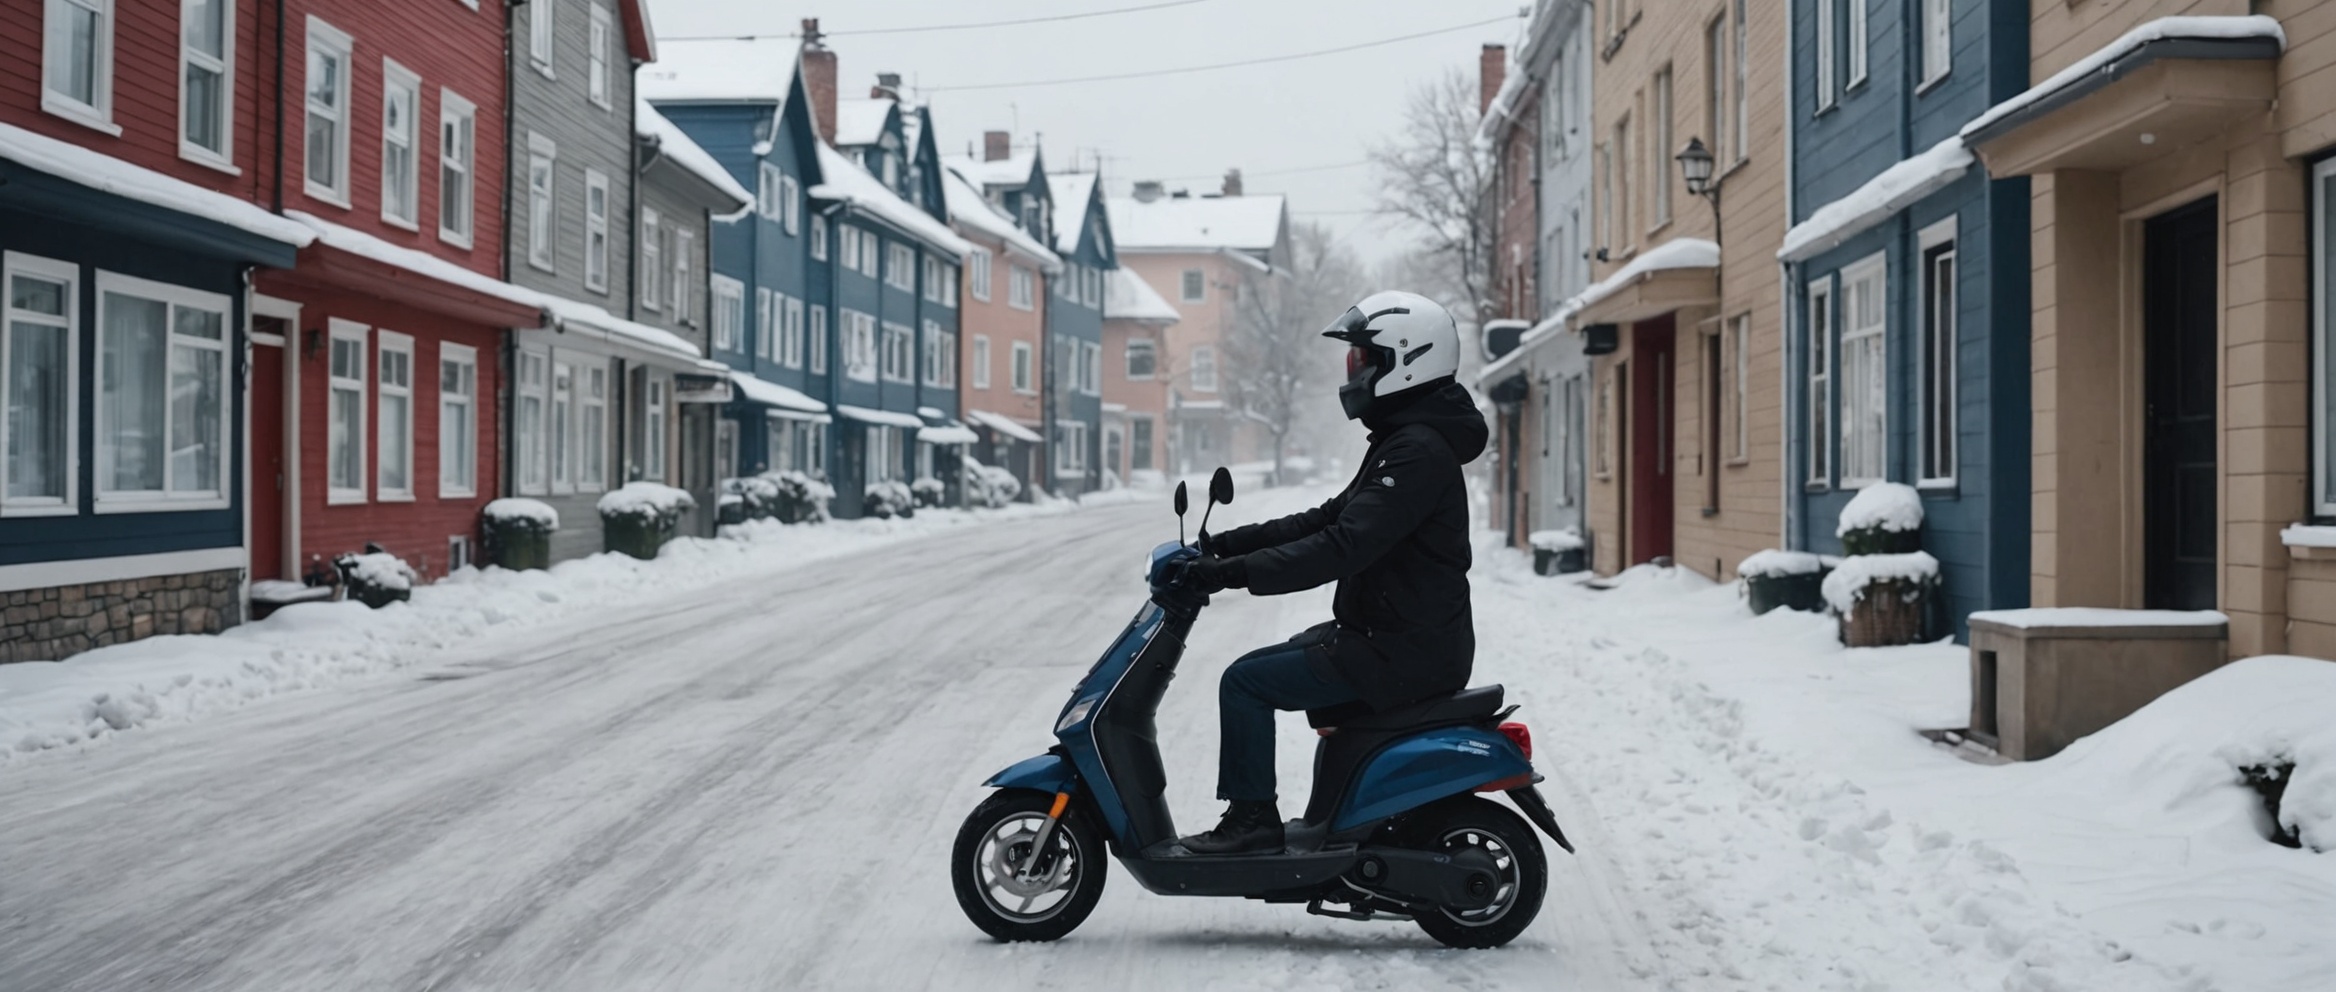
[983,752,1082,795]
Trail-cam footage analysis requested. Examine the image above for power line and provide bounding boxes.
[661,1,1215,42]
[1144,159,1372,183]
[925,15,1518,92]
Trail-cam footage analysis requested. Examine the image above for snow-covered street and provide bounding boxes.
[4,487,2333,991]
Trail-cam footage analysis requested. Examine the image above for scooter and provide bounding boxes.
[952,468,1575,949]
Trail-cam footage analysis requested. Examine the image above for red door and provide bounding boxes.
[249,332,288,581]
[1627,318,1675,565]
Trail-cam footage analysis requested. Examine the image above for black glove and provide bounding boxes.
[1196,528,1225,557]
[1185,555,1249,594]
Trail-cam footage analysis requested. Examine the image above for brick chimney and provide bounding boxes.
[1480,44,1506,116]
[801,19,838,143]
[1221,168,1243,197]
[984,130,1011,162]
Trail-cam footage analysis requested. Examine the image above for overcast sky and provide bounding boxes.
[644,0,1527,265]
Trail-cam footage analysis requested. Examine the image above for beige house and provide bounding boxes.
[1963,2,2336,661]
[1577,0,1785,581]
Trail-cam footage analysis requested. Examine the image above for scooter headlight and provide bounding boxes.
[1056,697,1099,733]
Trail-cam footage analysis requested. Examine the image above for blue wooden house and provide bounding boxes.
[1783,0,2031,636]
[1044,171,1117,495]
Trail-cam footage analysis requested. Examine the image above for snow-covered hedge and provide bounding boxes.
[482,497,559,533]
[1738,549,1831,579]
[964,458,1020,509]
[598,482,697,525]
[1529,529,1584,553]
[1820,551,1940,613]
[771,471,834,523]
[864,480,915,519]
[911,476,947,509]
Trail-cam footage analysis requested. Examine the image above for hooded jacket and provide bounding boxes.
[1212,382,1489,710]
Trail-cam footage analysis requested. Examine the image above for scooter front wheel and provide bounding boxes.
[952,789,1108,942]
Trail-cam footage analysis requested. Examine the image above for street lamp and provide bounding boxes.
[1676,136,1721,243]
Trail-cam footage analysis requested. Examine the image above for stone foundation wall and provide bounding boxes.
[0,568,244,663]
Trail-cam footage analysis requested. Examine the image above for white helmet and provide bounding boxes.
[1321,290,1461,420]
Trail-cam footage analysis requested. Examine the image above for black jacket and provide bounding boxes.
[1212,383,1488,710]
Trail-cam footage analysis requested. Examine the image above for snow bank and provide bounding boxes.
[1738,549,1832,578]
[1837,481,1924,534]
[341,552,418,593]
[483,497,559,531]
[1821,551,1939,612]
[1527,529,1583,552]
[1960,16,2286,141]
[597,482,696,521]
[1779,137,1973,262]
[1968,607,2228,629]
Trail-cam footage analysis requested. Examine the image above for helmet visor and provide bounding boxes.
[1321,306,1370,341]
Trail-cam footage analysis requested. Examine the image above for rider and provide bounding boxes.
[1174,290,1489,855]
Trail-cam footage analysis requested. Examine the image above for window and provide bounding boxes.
[809,304,828,373]
[517,350,547,492]
[1131,417,1153,471]
[759,163,784,221]
[439,343,477,497]
[1011,340,1033,392]
[1706,16,1729,165]
[376,331,413,497]
[439,90,476,246]
[550,360,573,491]
[44,0,115,132]
[1180,269,1205,303]
[712,275,743,352]
[640,208,663,311]
[1057,264,1076,299]
[1613,116,1632,245]
[1054,421,1088,475]
[1191,345,1217,393]
[588,4,610,107]
[1082,267,1101,308]
[583,170,610,292]
[180,0,233,164]
[527,134,556,272]
[1806,278,1834,486]
[1596,369,1613,477]
[3,254,78,514]
[1651,66,1672,229]
[843,309,878,382]
[673,229,696,323]
[89,277,230,511]
[783,296,805,369]
[448,535,470,572]
[1919,222,1958,485]
[810,214,829,259]
[580,365,606,489]
[2318,159,2336,514]
[1816,0,1836,111]
[754,287,771,359]
[1598,143,1613,250]
[1126,339,1156,380]
[881,322,914,382]
[529,0,554,75]
[972,335,991,389]
[867,426,903,483]
[887,244,917,291]
[1544,53,1568,156]
[1733,0,1748,161]
[1082,341,1101,396]
[969,249,993,301]
[923,321,955,387]
[304,18,353,204]
[325,321,366,501]
[783,176,801,234]
[924,257,957,306]
[838,226,859,273]
[377,61,421,227]
[1846,0,1868,90]
[859,227,881,277]
[715,419,737,479]
[1731,314,1750,461]
[1009,265,1035,310]
[1840,254,1886,486]
[1921,0,1952,87]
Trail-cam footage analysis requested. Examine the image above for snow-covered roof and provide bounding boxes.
[638,38,796,103]
[635,94,753,209]
[968,409,1042,443]
[1473,302,1582,385]
[1105,267,1180,322]
[919,424,979,445]
[945,151,1039,190]
[539,297,707,364]
[1047,172,1099,254]
[1106,194,1286,252]
[1474,53,1530,147]
[728,371,825,413]
[288,211,542,312]
[1779,137,1972,262]
[811,143,971,256]
[0,121,314,248]
[942,168,1060,269]
[835,98,895,147]
[1961,15,2286,142]
[1574,238,1720,314]
[836,404,926,429]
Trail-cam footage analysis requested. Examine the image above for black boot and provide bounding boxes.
[1178,800,1283,855]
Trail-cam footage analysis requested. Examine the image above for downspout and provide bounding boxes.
[1777,0,1798,550]
[502,0,523,498]
[270,0,285,213]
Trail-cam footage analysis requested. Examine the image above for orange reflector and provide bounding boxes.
[1047,792,1070,819]
[1475,773,1535,793]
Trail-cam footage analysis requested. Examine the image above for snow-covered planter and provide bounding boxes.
[864,479,915,519]
[334,551,418,609]
[1821,551,1940,647]
[1836,482,1924,555]
[598,482,697,559]
[964,458,1021,509]
[1738,549,1834,615]
[482,498,559,571]
[769,471,835,524]
[911,476,948,509]
[1528,529,1586,575]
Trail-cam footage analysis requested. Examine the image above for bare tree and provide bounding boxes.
[1369,69,1495,327]
[1227,222,1367,482]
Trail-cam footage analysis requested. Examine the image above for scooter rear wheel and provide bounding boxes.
[1401,796,1547,949]
[952,789,1108,942]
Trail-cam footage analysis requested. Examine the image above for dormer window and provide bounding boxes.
[881,155,898,188]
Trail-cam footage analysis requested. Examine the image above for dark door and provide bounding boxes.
[248,321,289,582]
[2143,198,2218,610]
[1629,319,1676,564]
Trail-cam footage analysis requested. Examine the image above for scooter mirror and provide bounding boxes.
[1174,481,1189,517]
[1210,467,1235,506]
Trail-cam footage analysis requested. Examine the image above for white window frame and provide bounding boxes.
[640,207,663,312]
[1126,338,1156,381]
[1084,341,1102,396]
[1011,340,1034,393]
[303,17,354,206]
[1920,0,1953,89]
[1190,344,1218,393]
[809,304,828,373]
[972,334,991,389]
[377,59,422,229]
[438,342,478,498]
[1730,314,1750,462]
[579,363,607,491]
[584,168,610,292]
[754,287,772,359]
[810,214,829,259]
[550,358,574,493]
[759,163,785,221]
[881,322,915,383]
[1009,265,1035,310]
[91,273,232,512]
[178,0,236,169]
[1180,268,1206,303]
[1651,65,1672,229]
[844,309,878,383]
[527,134,558,272]
[673,228,696,323]
[838,225,858,272]
[783,176,801,235]
[587,3,611,109]
[1918,217,1959,487]
[43,0,118,135]
[529,0,555,76]
[1,252,81,517]
[375,330,415,500]
[516,348,549,494]
[784,295,806,369]
[2317,158,2336,515]
[324,319,369,504]
[1815,0,1836,112]
[887,243,917,291]
[438,89,477,247]
[1839,252,1888,488]
[1733,0,1749,163]
[1845,0,1869,90]
[712,275,744,353]
[860,228,881,277]
[1806,277,1833,487]
[969,249,993,302]
[642,376,668,480]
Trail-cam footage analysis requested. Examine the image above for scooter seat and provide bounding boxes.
[1308,685,1504,731]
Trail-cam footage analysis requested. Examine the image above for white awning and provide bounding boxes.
[918,425,979,445]
[835,404,927,429]
[968,409,1043,443]
[728,371,826,413]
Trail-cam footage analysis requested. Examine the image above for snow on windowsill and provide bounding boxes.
[1959,16,2286,142]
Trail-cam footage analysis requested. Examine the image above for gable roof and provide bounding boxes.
[1105,267,1180,323]
[1106,194,1287,253]
[638,38,796,103]
[618,0,656,63]
[941,167,1060,270]
[635,95,753,210]
[835,98,897,147]
[811,143,972,256]
[944,150,1042,190]
[1046,172,1100,255]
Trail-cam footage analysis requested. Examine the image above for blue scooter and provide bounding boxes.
[952,469,1574,948]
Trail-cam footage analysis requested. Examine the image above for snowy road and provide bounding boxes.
[0,492,1656,991]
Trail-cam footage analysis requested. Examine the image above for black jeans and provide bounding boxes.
[1216,631,1362,803]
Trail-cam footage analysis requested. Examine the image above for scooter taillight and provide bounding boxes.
[1498,721,1532,761]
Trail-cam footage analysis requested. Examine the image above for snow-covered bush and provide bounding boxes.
[864,479,915,519]
[964,458,1021,509]
[770,471,835,524]
[1836,482,1924,555]
[911,476,948,509]
[336,551,418,608]
[722,475,779,520]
